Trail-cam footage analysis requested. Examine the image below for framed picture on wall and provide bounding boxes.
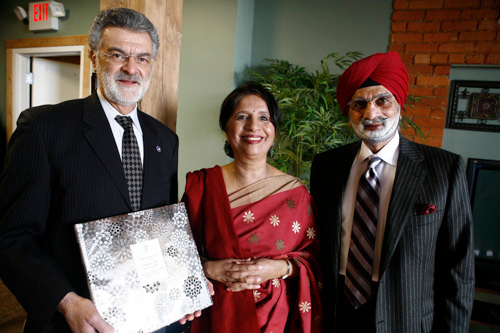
[446,80,500,133]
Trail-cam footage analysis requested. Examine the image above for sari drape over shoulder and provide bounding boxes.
[183,166,322,332]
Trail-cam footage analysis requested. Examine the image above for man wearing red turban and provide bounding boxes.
[310,52,474,332]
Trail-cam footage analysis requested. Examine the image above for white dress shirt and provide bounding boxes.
[97,90,144,165]
[339,132,400,281]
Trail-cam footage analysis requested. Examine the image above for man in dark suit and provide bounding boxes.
[310,52,474,332]
[0,8,195,332]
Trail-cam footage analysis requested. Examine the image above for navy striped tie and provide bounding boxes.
[345,155,382,309]
[115,116,143,211]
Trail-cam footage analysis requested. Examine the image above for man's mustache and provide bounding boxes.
[353,117,389,126]
[114,72,143,84]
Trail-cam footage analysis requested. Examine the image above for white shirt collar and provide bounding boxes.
[97,89,142,135]
[357,132,400,167]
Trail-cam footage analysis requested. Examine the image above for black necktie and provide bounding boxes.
[345,155,382,308]
[115,115,143,211]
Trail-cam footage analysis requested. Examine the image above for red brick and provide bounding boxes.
[419,97,448,107]
[444,0,480,7]
[405,43,439,52]
[415,54,431,64]
[401,127,417,137]
[430,108,446,118]
[413,116,446,128]
[392,33,424,42]
[393,10,426,21]
[394,0,409,9]
[404,106,432,116]
[485,53,500,64]
[462,9,499,19]
[429,127,445,138]
[466,54,486,64]
[449,54,466,63]
[431,54,449,64]
[478,19,500,30]
[417,75,449,86]
[481,0,500,6]
[410,0,444,9]
[389,43,406,52]
[459,31,497,41]
[426,10,461,20]
[407,22,441,32]
[392,22,407,32]
[409,87,434,96]
[441,20,478,31]
[439,43,475,52]
[477,42,500,52]
[406,64,434,75]
[434,87,450,97]
[400,53,415,64]
[423,136,443,148]
[434,65,450,75]
[423,32,458,42]
[409,76,417,85]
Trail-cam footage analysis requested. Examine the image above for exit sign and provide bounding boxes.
[29,1,59,31]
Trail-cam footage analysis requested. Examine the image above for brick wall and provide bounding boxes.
[390,0,500,147]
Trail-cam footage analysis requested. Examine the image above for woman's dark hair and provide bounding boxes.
[219,81,281,133]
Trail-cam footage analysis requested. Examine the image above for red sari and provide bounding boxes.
[183,166,322,332]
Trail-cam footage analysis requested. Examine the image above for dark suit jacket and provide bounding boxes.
[310,136,474,333]
[0,93,178,332]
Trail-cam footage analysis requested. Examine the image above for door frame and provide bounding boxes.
[6,35,92,139]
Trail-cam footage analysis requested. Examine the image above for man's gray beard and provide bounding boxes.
[352,110,400,144]
[96,62,151,106]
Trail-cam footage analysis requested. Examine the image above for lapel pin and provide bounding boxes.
[156,145,161,153]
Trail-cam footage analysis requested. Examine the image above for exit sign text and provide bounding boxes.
[29,1,59,31]
[33,3,49,22]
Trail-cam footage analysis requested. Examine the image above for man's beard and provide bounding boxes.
[352,109,400,144]
[96,62,151,106]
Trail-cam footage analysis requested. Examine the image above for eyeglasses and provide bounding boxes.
[98,50,154,68]
[348,95,394,111]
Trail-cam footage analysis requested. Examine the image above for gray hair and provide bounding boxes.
[88,8,159,57]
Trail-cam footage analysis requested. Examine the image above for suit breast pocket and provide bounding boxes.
[409,210,442,226]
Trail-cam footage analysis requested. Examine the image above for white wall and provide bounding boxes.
[177,0,239,198]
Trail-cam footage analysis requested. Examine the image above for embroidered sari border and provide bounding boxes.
[228,174,303,209]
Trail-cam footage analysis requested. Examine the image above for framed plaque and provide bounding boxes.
[446,80,500,132]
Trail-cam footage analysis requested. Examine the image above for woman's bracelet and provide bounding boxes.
[280,259,291,280]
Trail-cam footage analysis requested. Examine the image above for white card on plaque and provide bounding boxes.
[74,203,212,333]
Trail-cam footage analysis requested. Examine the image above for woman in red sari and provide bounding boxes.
[183,82,322,332]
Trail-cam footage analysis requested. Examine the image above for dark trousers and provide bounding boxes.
[335,275,377,333]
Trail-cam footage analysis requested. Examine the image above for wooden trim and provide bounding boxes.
[6,49,13,140]
[6,35,92,141]
[6,35,88,49]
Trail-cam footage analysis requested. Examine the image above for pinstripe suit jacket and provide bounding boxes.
[0,93,179,332]
[310,136,474,333]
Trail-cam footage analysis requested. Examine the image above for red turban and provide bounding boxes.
[337,51,409,116]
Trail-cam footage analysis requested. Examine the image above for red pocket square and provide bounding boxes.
[420,204,437,215]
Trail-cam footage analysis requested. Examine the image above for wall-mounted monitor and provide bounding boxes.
[466,158,500,291]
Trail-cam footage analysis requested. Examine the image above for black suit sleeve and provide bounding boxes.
[169,134,179,204]
[434,154,475,331]
[0,110,74,329]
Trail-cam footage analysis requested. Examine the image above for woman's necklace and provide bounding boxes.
[232,165,269,189]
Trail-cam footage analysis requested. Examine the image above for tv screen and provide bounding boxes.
[466,158,500,291]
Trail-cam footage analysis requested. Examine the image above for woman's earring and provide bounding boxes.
[224,140,233,157]
[268,145,275,157]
